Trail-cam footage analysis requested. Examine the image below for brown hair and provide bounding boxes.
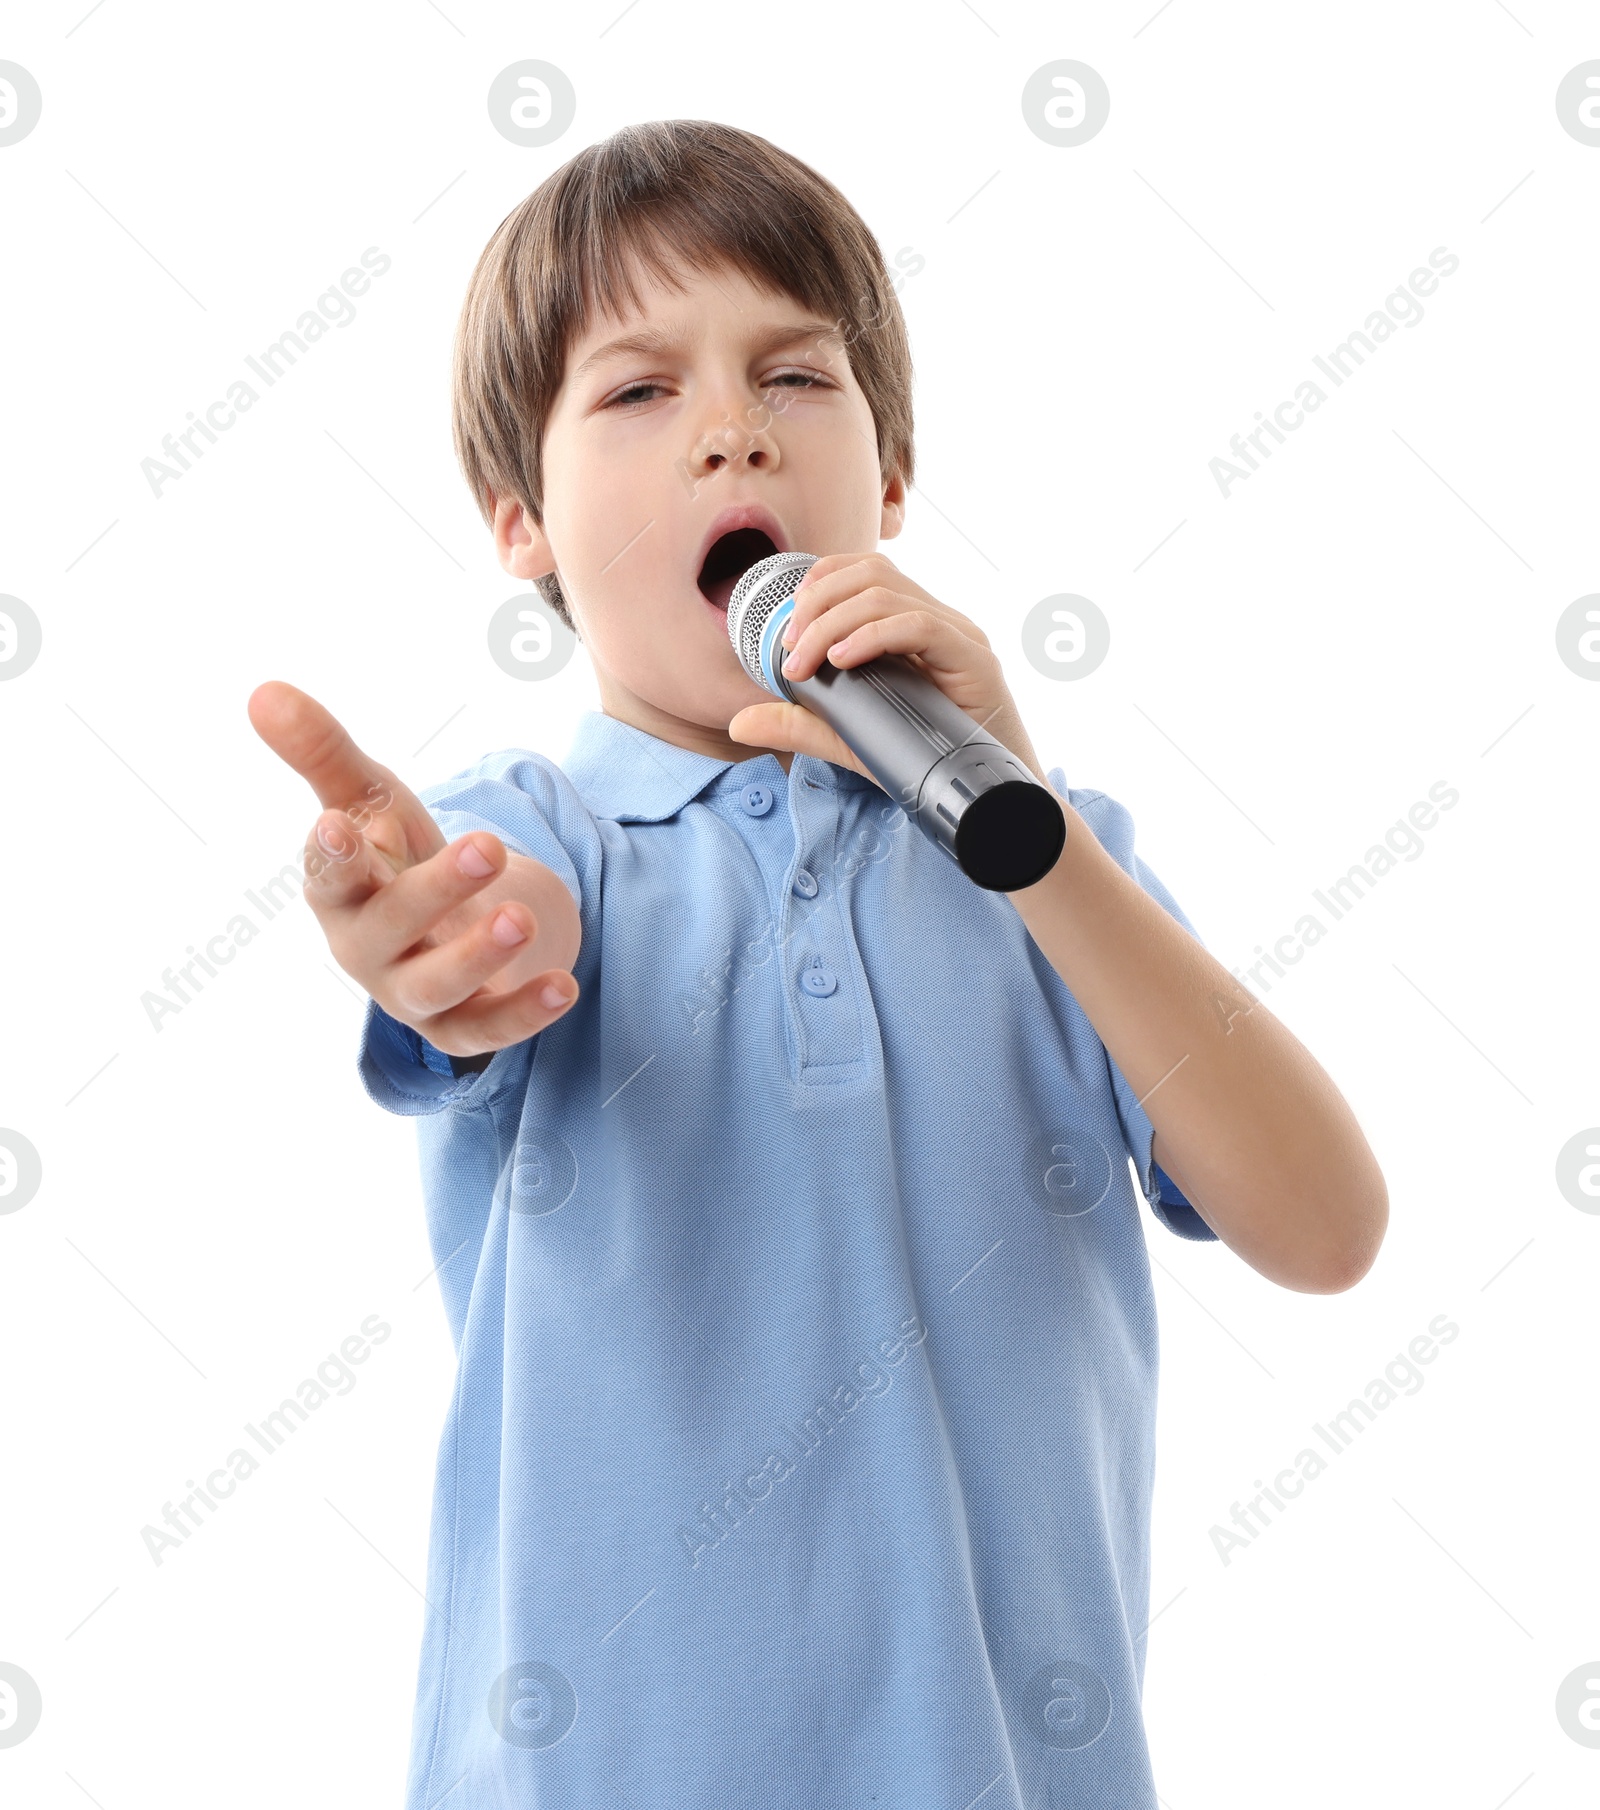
[450,119,916,632]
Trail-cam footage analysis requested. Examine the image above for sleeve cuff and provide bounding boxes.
[357,997,504,1117]
[1110,1057,1219,1244]
[1149,1160,1217,1243]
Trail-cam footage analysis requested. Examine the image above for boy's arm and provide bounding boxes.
[729,551,1386,1291]
[1006,795,1388,1295]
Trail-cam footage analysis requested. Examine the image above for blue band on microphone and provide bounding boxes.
[758,596,796,699]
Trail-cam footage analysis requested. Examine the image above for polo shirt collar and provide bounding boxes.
[562,709,875,824]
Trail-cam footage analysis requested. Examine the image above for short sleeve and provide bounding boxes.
[355,748,600,1118]
[418,747,595,919]
[1057,779,1219,1244]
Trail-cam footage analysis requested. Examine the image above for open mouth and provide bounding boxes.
[697,527,779,611]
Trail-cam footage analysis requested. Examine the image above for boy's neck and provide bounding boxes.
[595,679,793,774]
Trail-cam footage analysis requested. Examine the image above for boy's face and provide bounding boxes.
[493,253,905,766]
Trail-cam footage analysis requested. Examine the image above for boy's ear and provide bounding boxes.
[491,491,557,583]
[879,465,907,541]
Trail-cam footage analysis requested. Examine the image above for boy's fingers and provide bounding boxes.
[381,891,544,1023]
[303,809,390,917]
[416,978,577,1059]
[358,832,515,967]
[408,963,581,1057]
[248,680,404,821]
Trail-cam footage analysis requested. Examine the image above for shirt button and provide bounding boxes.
[792,868,819,898]
[741,783,774,816]
[801,963,838,997]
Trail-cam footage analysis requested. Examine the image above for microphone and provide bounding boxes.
[727,551,1067,892]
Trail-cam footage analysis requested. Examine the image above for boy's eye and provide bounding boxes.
[605,381,666,409]
[602,369,831,410]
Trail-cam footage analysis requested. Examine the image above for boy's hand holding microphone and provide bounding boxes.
[247,681,581,1060]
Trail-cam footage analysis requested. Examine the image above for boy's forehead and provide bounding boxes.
[566,255,825,370]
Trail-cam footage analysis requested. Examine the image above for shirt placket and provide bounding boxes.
[780,764,872,1087]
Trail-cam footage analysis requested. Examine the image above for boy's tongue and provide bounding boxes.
[702,570,738,611]
[697,526,779,613]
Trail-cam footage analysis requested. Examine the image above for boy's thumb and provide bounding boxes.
[727,703,869,782]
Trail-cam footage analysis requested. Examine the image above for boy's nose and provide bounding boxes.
[689,406,780,478]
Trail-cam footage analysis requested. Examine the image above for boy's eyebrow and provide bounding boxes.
[571,319,840,382]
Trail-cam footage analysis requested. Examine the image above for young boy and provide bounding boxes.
[250,119,1386,1809]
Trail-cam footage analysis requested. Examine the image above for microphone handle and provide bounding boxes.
[765,624,1067,892]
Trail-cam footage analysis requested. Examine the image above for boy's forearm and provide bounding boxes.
[1006,798,1388,1294]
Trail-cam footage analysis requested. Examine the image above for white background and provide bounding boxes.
[1,2,1596,1804]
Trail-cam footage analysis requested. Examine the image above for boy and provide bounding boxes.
[250,119,1385,1808]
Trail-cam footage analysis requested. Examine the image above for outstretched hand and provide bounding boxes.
[247,680,580,1058]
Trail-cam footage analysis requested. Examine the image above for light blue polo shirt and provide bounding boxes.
[357,708,1216,1810]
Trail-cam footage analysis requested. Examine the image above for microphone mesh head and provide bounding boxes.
[726,550,817,686]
